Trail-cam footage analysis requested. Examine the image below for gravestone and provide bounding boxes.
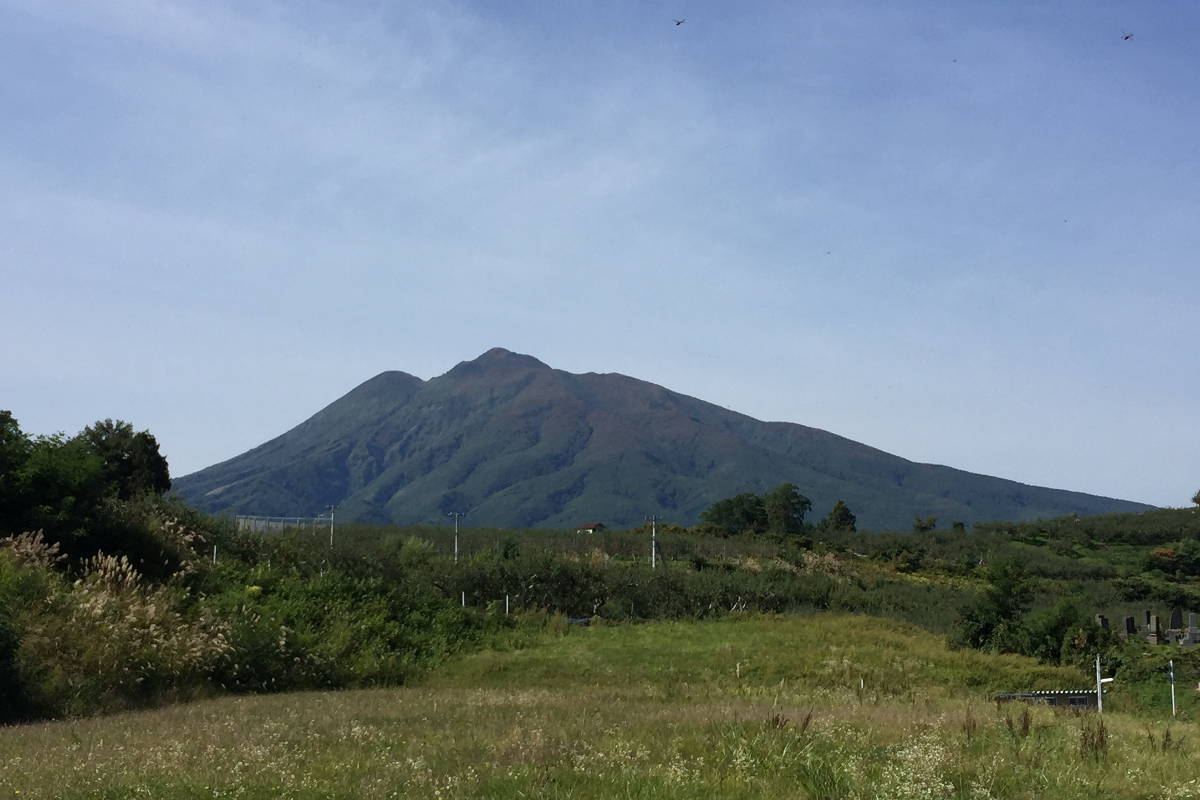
[1171,606,1185,630]
[1095,614,1109,630]
[1123,616,1137,640]
[1143,609,1152,628]
[1148,614,1162,645]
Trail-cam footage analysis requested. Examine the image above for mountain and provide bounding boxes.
[174,348,1154,530]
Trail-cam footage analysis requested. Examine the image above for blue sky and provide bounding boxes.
[2,0,1197,508]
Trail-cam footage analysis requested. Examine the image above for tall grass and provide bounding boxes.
[3,614,1196,799]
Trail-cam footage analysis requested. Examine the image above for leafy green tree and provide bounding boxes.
[0,413,179,569]
[817,500,856,532]
[983,559,1036,624]
[500,537,520,560]
[78,419,171,500]
[0,411,33,525]
[763,483,812,537]
[1143,539,1200,577]
[1174,539,1200,576]
[1193,488,1200,506]
[699,492,768,535]
[6,432,108,541]
[912,515,937,533]
[1024,598,1111,668]
[948,559,1036,652]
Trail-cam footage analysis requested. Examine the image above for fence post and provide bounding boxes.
[1170,659,1176,717]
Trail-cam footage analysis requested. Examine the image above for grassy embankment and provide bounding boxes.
[3,613,1197,800]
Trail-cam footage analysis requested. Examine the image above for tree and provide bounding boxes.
[0,414,185,571]
[912,515,937,533]
[1024,598,1111,668]
[2,427,108,540]
[699,492,768,536]
[78,420,171,500]
[818,500,856,532]
[1193,488,1200,506]
[985,559,1037,621]
[0,411,32,523]
[948,559,1036,653]
[762,483,812,537]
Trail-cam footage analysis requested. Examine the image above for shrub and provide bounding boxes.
[0,583,23,722]
[15,553,231,717]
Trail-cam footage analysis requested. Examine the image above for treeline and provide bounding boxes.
[974,507,1200,549]
[695,482,857,538]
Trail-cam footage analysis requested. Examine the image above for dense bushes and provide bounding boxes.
[12,548,230,717]
[944,559,1162,686]
[0,507,501,722]
[0,588,23,721]
[0,411,510,721]
[414,545,964,632]
[975,508,1200,549]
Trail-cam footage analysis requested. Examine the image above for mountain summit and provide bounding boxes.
[175,349,1152,529]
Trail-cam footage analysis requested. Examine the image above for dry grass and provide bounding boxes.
[2,614,1198,799]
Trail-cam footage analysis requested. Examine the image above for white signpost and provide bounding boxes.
[1095,654,1114,713]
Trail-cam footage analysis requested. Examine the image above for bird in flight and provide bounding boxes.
[674,19,685,25]
[1122,31,1133,40]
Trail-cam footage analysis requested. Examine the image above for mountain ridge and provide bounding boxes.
[176,348,1154,529]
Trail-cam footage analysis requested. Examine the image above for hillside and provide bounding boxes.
[174,348,1152,529]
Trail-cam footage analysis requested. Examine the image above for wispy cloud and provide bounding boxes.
[2,0,1198,505]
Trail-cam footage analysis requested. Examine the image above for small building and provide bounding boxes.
[575,522,607,534]
[994,690,1097,710]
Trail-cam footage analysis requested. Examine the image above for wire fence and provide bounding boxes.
[235,514,330,533]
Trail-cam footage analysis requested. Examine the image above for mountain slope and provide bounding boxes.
[175,348,1153,529]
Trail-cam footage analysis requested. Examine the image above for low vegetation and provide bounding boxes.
[2,615,1197,799]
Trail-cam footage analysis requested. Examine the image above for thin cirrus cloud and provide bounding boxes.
[1,0,1197,509]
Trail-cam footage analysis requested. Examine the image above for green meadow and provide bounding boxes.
[3,613,1197,800]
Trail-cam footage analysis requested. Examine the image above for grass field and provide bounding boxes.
[2,613,1198,799]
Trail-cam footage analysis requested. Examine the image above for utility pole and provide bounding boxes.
[1170,659,1176,717]
[649,515,658,569]
[447,511,466,563]
[325,504,337,548]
